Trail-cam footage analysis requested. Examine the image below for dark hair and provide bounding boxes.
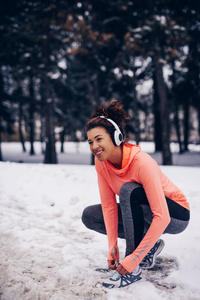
[86,100,130,142]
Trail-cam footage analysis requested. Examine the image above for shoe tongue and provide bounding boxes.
[133,266,140,273]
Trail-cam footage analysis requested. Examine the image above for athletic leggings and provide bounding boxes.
[82,182,190,257]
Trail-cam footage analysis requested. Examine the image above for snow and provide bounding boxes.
[0,142,200,299]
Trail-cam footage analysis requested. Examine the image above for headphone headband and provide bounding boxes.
[100,116,121,133]
[100,116,123,146]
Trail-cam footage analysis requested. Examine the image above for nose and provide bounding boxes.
[93,140,98,150]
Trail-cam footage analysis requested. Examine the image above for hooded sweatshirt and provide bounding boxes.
[95,143,190,273]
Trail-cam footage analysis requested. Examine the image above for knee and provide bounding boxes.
[119,182,142,202]
[81,206,92,229]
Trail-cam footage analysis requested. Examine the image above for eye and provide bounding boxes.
[97,138,102,142]
[88,141,93,145]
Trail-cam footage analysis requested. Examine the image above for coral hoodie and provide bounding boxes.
[95,143,190,273]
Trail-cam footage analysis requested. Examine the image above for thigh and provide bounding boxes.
[164,217,189,234]
[82,203,123,225]
[130,186,190,235]
[130,185,190,222]
[141,205,190,235]
[82,204,104,223]
[130,186,153,226]
[141,205,153,225]
[166,197,190,221]
[86,204,103,215]
[82,203,125,238]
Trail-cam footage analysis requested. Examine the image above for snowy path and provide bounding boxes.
[0,162,200,299]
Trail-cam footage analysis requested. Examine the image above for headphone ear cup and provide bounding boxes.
[113,130,123,146]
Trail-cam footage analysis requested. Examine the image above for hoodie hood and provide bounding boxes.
[104,143,141,176]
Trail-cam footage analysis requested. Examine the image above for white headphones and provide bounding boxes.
[100,116,123,146]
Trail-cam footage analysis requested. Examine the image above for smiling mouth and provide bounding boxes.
[95,150,103,156]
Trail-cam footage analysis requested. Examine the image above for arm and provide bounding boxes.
[97,171,119,263]
[120,153,170,273]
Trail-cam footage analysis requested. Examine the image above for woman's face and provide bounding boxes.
[87,127,116,162]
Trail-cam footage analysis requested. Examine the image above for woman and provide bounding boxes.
[82,100,190,289]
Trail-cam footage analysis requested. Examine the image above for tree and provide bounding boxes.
[0,0,199,166]
[153,55,172,164]
[0,0,73,162]
[0,101,15,161]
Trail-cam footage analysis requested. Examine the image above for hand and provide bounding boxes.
[108,247,118,270]
[116,263,129,275]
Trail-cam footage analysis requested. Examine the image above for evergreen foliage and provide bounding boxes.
[0,0,199,164]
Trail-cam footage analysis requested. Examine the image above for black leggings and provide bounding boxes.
[82,182,190,256]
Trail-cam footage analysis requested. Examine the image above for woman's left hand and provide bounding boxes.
[116,263,129,275]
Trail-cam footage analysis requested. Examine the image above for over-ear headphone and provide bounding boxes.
[100,116,123,146]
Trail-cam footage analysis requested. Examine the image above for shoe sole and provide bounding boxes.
[142,239,165,269]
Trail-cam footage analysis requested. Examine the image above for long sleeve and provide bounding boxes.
[97,171,119,261]
[120,153,171,272]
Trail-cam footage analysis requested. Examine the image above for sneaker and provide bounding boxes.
[140,239,165,269]
[102,266,142,289]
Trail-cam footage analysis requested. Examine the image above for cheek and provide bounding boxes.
[108,144,115,153]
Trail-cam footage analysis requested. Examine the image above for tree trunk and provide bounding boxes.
[170,61,183,154]
[29,75,35,155]
[40,115,46,154]
[19,103,26,152]
[43,79,57,164]
[60,127,65,153]
[86,69,100,165]
[44,99,57,164]
[153,69,162,151]
[0,131,3,161]
[153,56,172,165]
[91,153,95,165]
[40,86,46,154]
[174,101,184,153]
[132,70,140,145]
[0,73,4,161]
[184,98,190,152]
[134,113,140,145]
[198,102,200,142]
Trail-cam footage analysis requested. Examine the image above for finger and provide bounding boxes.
[110,264,116,270]
[108,260,116,270]
[117,264,128,275]
[111,266,116,270]
[116,264,123,274]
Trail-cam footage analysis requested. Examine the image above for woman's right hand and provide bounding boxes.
[108,247,118,270]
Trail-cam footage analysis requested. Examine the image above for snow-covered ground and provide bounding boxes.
[0,143,200,300]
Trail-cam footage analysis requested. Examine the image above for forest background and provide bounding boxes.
[0,0,199,165]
